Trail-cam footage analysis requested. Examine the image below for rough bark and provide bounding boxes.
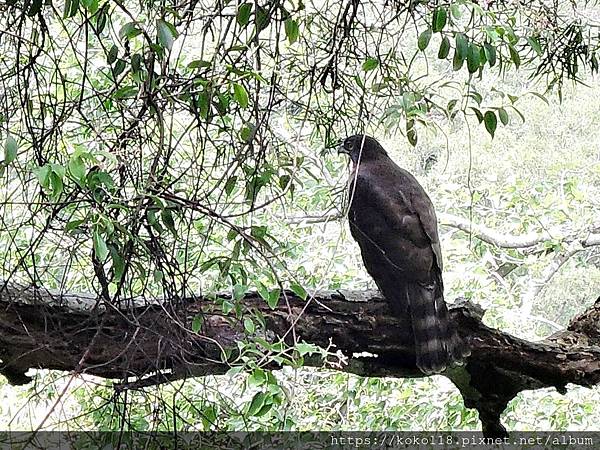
[1,282,600,436]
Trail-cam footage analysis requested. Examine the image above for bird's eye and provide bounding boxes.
[344,141,352,149]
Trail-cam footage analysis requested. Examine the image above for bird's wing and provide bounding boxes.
[408,189,444,273]
[356,171,443,270]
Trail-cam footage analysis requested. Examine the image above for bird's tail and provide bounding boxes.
[405,282,469,374]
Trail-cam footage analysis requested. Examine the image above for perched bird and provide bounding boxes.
[339,134,469,374]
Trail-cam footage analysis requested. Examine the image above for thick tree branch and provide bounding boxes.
[1,282,600,436]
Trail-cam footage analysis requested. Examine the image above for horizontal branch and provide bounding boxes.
[438,212,553,248]
[438,212,600,249]
[1,283,600,437]
[282,211,600,250]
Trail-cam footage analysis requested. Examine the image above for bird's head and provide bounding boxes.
[338,134,388,163]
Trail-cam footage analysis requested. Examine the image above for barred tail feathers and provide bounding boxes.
[404,282,469,374]
[433,290,471,362]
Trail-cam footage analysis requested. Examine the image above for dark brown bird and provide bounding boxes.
[339,134,469,374]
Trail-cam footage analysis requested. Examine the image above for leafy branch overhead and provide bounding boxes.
[0,0,599,433]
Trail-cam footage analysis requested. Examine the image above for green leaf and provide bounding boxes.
[484,111,497,138]
[244,317,255,334]
[432,8,447,33]
[112,59,126,77]
[113,85,137,99]
[96,6,107,33]
[417,28,432,51]
[93,230,109,261]
[4,134,17,164]
[362,57,379,71]
[284,19,299,44]
[470,107,484,123]
[226,366,244,378]
[290,282,307,300]
[438,36,450,59]
[233,284,247,301]
[591,54,598,73]
[226,229,238,241]
[69,0,79,17]
[81,0,98,13]
[112,249,125,281]
[62,0,78,19]
[296,342,319,356]
[239,123,254,143]
[65,219,85,233]
[452,49,464,71]
[153,269,163,282]
[255,401,273,417]
[256,282,270,302]
[33,165,51,187]
[157,19,177,51]
[192,314,203,333]
[68,155,86,181]
[107,45,118,65]
[188,60,211,69]
[202,405,217,428]
[161,208,177,235]
[526,36,542,56]
[510,105,525,123]
[237,3,252,27]
[197,91,210,119]
[484,26,500,42]
[484,42,497,67]
[231,239,241,261]
[251,225,267,239]
[225,176,237,195]
[50,163,66,179]
[255,6,270,32]
[455,33,468,59]
[247,392,268,416]
[450,4,462,19]
[279,174,291,190]
[49,171,64,197]
[119,22,142,40]
[402,92,415,110]
[267,288,280,309]
[467,44,481,73]
[150,211,165,232]
[498,107,509,125]
[131,53,142,74]
[233,82,249,108]
[529,91,549,105]
[246,368,267,387]
[221,299,234,315]
[509,45,520,69]
[469,91,483,105]
[95,171,114,189]
[28,0,43,16]
[478,46,487,66]
[406,119,417,146]
[371,82,388,93]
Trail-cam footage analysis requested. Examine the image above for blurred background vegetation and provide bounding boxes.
[0,0,599,432]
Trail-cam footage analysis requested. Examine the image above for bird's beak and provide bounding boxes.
[337,140,349,155]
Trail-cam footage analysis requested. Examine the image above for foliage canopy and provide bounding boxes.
[0,0,599,433]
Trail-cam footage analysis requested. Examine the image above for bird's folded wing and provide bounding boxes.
[357,175,443,268]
